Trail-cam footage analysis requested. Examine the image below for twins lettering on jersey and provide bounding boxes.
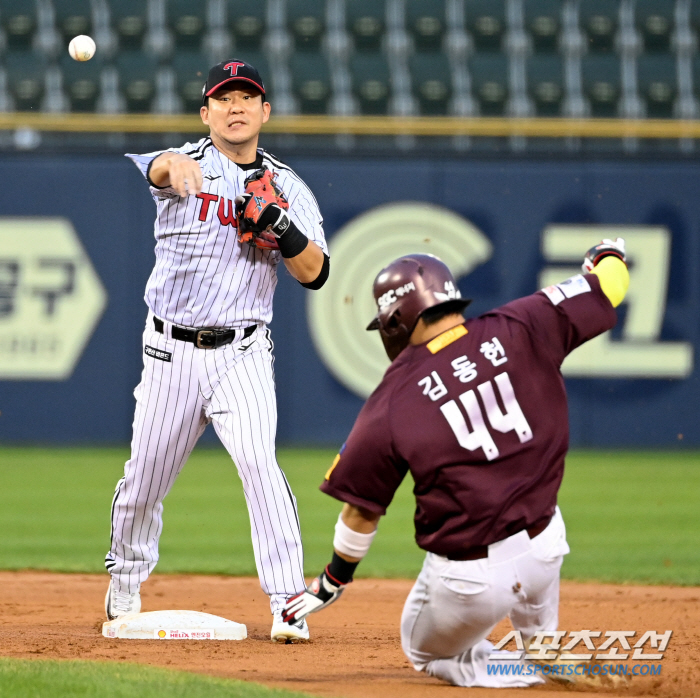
[419,336,532,461]
[196,192,238,226]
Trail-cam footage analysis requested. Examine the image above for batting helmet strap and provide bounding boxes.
[367,254,471,361]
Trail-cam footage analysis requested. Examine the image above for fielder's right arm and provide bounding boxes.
[148,152,204,197]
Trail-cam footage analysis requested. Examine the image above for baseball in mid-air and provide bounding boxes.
[68,35,96,61]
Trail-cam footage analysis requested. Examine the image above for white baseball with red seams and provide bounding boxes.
[104,137,327,615]
[68,35,96,61]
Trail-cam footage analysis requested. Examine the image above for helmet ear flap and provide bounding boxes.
[378,309,412,361]
[386,309,401,329]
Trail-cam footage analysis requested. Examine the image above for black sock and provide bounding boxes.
[326,551,359,585]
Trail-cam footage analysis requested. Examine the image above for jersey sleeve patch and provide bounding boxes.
[325,453,341,481]
[427,325,468,354]
[541,274,591,306]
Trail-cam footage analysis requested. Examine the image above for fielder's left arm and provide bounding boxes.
[282,503,380,624]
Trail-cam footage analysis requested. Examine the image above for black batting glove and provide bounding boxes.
[281,568,346,624]
[582,237,626,273]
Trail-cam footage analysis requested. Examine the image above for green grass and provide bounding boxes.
[0,446,697,584]
[0,657,313,698]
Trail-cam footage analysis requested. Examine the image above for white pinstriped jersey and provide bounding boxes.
[127,138,327,328]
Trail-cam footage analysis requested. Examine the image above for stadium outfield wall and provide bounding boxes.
[0,153,697,447]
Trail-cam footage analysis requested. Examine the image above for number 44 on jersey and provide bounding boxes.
[420,370,533,461]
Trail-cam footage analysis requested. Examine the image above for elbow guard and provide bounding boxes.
[301,253,330,290]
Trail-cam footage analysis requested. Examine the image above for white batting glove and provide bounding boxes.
[582,237,626,273]
[281,570,346,624]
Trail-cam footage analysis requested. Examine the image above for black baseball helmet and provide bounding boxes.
[367,254,471,361]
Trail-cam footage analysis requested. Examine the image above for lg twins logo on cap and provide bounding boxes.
[224,62,245,76]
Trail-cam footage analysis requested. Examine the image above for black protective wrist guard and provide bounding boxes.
[277,220,309,258]
[326,551,359,585]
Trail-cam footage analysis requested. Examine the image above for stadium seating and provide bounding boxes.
[637,53,678,118]
[635,0,675,53]
[171,51,209,112]
[406,0,447,53]
[346,0,386,53]
[0,0,37,51]
[410,52,452,115]
[350,53,391,114]
[465,0,506,52]
[55,0,92,48]
[167,0,207,51]
[287,0,325,52]
[0,0,695,123]
[115,51,159,113]
[579,0,620,53]
[106,0,148,51]
[5,50,46,111]
[227,0,266,50]
[290,52,331,113]
[469,53,509,116]
[59,53,102,112]
[581,53,622,117]
[526,54,565,116]
[524,0,562,53]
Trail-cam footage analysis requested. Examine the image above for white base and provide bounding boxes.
[102,610,247,640]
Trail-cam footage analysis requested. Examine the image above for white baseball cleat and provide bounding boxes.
[105,579,141,620]
[270,610,310,643]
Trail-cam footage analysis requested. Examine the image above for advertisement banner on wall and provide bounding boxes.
[0,217,107,380]
[308,210,693,400]
[0,155,697,447]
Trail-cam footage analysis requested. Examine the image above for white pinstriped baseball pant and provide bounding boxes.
[105,314,306,613]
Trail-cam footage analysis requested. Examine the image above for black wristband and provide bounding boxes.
[277,220,309,258]
[327,551,359,585]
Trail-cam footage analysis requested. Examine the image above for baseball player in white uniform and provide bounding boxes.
[104,60,329,643]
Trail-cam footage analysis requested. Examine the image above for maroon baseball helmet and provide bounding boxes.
[367,254,471,361]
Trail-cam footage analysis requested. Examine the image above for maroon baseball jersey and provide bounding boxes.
[321,273,617,557]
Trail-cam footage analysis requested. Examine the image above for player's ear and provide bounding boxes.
[262,100,271,123]
[200,105,209,125]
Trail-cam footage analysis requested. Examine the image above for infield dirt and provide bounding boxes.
[0,572,697,698]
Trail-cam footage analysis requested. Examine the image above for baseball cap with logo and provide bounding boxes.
[202,60,266,104]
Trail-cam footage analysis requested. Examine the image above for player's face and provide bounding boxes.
[200,86,271,147]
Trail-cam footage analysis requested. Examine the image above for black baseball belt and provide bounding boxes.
[446,515,553,562]
[153,316,256,349]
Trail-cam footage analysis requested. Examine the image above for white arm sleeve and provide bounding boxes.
[333,513,377,559]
